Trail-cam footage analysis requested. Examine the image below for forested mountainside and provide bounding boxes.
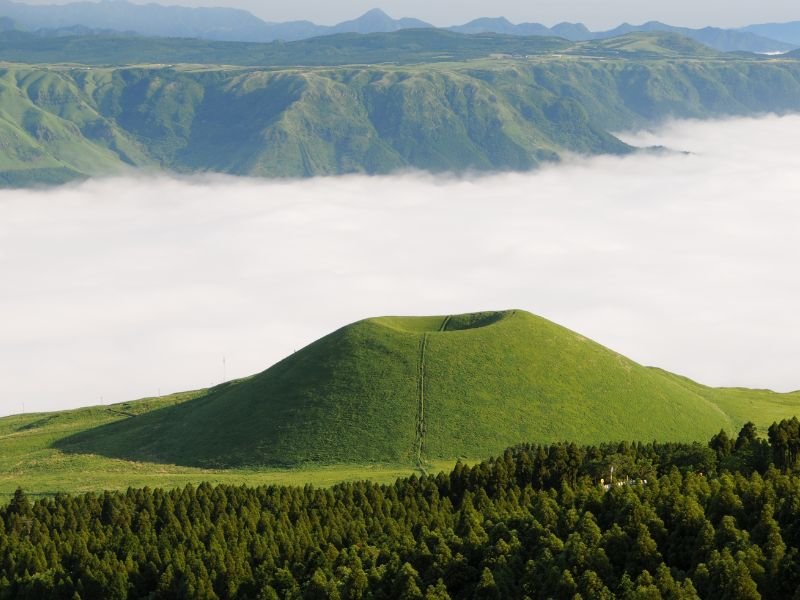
[1,31,800,185]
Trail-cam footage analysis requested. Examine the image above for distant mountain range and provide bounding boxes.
[0,2,432,42]
[450,18,797,53]
[0,0,798,53]
[2,29,800,187]
[740,22,800,46]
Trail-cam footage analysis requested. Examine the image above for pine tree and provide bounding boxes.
[397,562,424,600]
[424,579,452,600]
[474,568,500,600]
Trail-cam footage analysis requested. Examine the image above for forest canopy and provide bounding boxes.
[3,419,800,599]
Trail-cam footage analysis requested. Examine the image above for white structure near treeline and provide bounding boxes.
[600,465,648,492]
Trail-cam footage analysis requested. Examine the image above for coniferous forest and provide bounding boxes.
[3,420,800,599]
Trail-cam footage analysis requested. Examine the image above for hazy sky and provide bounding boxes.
[13,0,800,29]
[2,115,800,418]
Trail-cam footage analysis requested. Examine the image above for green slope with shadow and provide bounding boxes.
[2,31,800,185]
[54,310,800,469]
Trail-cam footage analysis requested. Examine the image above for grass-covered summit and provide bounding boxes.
[59,309,776,468]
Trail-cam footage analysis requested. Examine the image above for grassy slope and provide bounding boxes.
[423,311,734,456]
[3,310,799,499]
[657,370,800,432]
[57,320,424,467]
[0,29,573,67]
[1,32,800,184]
[51,311,800,465]
[0,68,152,183]
[0,397,456,503]
[572,32,722,59]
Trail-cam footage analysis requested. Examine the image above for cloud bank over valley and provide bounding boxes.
[1,115,799,416]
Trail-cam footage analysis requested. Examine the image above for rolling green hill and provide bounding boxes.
[572,31,722,58]
[0,28,571,66]
[54,310,800,467]
[3,309,800,499]
[1,31,800,185]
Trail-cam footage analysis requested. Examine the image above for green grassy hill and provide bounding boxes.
[0,68,153,185]
[53,310,799,468]
[0,28,572,66]
[3,309,800,499]
[1,31,800,185]
[570,31,722,58]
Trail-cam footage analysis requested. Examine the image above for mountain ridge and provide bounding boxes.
[0,2,435,42]
[740,21,800,46]
[2,32,800,186]
[450,18,795,53]
[0,0,795,52]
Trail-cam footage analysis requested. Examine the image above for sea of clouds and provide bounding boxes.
[2,115,800,416]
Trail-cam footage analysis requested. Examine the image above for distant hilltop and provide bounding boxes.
[1,34,800,187]
[0,0,798,53]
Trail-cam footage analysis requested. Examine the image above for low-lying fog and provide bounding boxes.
[2,115,800,417]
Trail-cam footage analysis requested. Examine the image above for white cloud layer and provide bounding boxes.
[2,115,800,417]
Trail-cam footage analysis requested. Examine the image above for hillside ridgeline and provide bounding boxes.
[55,310,800,468]
[2,31,800,185]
